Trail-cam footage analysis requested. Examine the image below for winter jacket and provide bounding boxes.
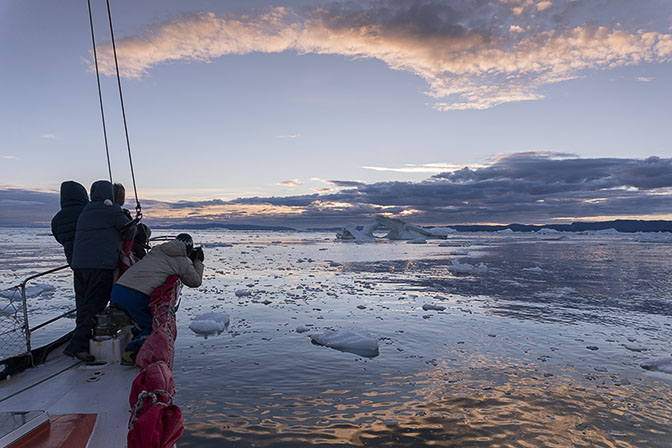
[51,181,89,265]
[71,180,134,270]
[115,240,204,296]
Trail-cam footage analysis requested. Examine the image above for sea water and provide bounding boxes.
[1,228,671,447]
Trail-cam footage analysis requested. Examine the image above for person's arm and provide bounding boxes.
[50,217,63,244]
[177,257,204,288]
[113,208,137,240]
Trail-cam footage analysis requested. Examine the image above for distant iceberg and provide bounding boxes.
[336,215,449,242]
[640,357,672,374]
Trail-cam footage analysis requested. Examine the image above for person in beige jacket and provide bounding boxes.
[110,233,204,364]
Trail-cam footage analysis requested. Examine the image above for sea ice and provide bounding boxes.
[523,266,544,273]
[310,329,379,357]
[448,260,488,274]
[0,283,55,299]
[296,325,309,333]
[406,238,427,244]
[640,357,672,374]
[422,303,446,311]
[189,311,230,335]
[235,289,252,297]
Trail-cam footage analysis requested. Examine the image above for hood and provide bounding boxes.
[90,180,114,202]
[60,181,89,208]
[159,240,189,257]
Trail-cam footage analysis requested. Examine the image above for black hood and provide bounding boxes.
[60,181,89,208]
[90,180,114,202]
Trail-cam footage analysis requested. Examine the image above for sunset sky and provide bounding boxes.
[1,0,671,228]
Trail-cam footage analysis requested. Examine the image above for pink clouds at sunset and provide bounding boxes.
[92,1,672,110]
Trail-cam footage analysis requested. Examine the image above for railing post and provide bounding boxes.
[20,283,32,357]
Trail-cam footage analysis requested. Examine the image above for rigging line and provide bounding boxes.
[87,0,113,184]
[104,0,142,218]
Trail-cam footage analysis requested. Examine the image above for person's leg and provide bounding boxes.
[65,269,91,354]
[110,284,152,353]
[67,269,114,354]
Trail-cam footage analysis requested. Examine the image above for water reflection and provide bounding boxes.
[181,357,672,447]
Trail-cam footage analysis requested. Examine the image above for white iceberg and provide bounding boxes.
[640,357,672,374]
[336,215,446,242]
[189,311,230,335]
[311,329,379,357]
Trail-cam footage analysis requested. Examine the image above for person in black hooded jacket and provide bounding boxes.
[50,181,89,265]
[66,180,135,362]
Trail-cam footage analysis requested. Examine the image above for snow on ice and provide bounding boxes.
[310,329,380,357]
[640,357,672,374]
[189,311,230,335]
[448,260,488,274]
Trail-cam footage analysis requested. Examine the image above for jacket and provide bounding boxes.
[71,180,134,270]
[115,240,204,296]
[51,181,89,265]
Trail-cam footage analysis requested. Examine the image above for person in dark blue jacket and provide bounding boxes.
[50,181,89,265]
[66,180,135,362]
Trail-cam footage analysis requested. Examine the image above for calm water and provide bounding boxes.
[1,228,671,447]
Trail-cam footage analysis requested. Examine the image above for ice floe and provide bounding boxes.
[235,289,252,297]
[310,329,379,357]
[0,283,55,299]
[336,215,446,242]
[640,357,672,374]
[189,311,230,335]
[422,303,446,311]
[448,260,488,274]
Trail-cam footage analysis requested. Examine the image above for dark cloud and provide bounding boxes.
[327,180,366,187]
[3,154,672,228]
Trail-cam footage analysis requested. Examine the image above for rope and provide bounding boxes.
[128,389,174,430]
[87,0,113,184]
[104,0,142,219]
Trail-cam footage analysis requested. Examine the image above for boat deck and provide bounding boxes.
[0,343,138,447]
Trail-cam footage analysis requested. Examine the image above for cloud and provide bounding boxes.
[278,179,303,186]
[5,154,672,227]
[91,1,672,109]
[274,134,301,139]
[362,162,487,173]
[327,179,366,187]
[1,156,16,160]
[637,76,654,82]
[41,134,57,140]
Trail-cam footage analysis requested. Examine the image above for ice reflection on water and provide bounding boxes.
[1,229,671,446]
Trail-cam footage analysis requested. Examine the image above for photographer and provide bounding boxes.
[110,233,204,365]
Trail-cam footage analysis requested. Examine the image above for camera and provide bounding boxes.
[189,246,204,262]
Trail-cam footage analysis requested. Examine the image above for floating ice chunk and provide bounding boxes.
[189,311,230,335]
[523,266,544,273]
[311,330,379,357]
[296,325,309,333]
[422,303,446,311]
[448,260,488,274]
[449,248,469,255]
[235,289,252,297]
[497,228,514,233]
[406,238,427,244]
[640,357,672,374]
[0,283,55,299]
[536,228,560,234]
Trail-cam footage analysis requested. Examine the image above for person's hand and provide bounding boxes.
[191,247,204,262]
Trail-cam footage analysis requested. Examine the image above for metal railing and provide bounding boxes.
[0,265,75,361]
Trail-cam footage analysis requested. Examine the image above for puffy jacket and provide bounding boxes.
[115,240,204,295]
[71,180,134,270]
[51,181,89,265]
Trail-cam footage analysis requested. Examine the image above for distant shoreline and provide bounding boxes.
[5,219,672,233]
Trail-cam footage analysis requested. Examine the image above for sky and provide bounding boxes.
[1,0,671,228]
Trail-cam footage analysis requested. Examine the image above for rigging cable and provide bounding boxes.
[86,0,113,184]
[104,0,142,219]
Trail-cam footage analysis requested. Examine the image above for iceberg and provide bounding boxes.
[0,283,55,299]
[310,329,379,357]
[336,215,448,242]
[422,303,446,311]
[189,311,230,335]
[448,260,488,274]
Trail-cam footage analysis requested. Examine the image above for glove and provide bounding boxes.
[192,247,204,262]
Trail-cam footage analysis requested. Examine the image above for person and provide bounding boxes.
[66,180,135,362]
[114,182,151,259]
[51,181,89,265]
[110,233,204,365]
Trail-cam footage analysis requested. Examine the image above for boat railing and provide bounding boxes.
[0,265,75,362]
